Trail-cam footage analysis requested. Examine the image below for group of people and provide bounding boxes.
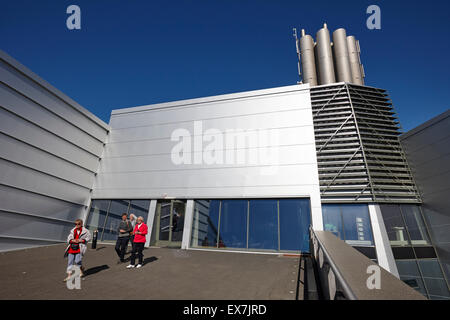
[63,213,149,282]
[116,213,148,269]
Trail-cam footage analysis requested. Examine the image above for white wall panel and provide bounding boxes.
[100,144,316,173]
[0,160,90,205]
[93,84,323,230]
[104,126,315,158]
[0,59,108,140]
[0,237,60,252]
[108,109,314,143]
[0,83,104,156]
[0,50,109,252]
[0,184,85,221]
[0,210,74,242]
[0,107,100,172]
[94,185,317,199]
[109,90,311,129]
[0,133,95,188]
[95,164,319,190]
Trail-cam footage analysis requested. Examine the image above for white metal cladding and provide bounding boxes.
[0,50,109,252]
[93,84,323,230]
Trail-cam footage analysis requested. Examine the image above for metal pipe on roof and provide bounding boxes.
[315,23,336,85]
[332,28,352,83]
[299,29,318,86]
[347,36,365,85]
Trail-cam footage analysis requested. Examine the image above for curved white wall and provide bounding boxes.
[0,50,109,252]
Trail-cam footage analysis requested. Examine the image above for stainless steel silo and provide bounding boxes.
[315,23,336,85]
[346,36,364,85]
[332,28,352,83]
[299,29,318,86]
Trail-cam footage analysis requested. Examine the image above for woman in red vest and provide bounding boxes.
[127,216,148,269]
[64,219,91,281]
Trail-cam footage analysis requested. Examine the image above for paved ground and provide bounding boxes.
[0,243,301,299]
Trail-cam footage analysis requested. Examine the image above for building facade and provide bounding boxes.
[0,20,449,300]
[400,110,450,299]
[88,84,323,253]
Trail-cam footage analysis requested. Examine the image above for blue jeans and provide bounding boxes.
[67,253,82,272]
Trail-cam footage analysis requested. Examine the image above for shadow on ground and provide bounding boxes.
[142,256,158,266]
[84,265,109,277]
[119,256,157,265]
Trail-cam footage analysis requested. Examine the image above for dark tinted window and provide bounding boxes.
[279,199,311,252]
[248,200,278,250]
[219,200,248,249]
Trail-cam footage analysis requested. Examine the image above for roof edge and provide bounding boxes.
[0,49,110,131]
[110,83,311,116]
[401,109,450,140]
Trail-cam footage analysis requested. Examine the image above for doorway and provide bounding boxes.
[154,200,186,247]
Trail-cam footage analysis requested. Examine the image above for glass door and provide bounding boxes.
[155,200,186,247]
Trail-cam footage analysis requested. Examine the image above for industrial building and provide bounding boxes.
[0,23,449,299]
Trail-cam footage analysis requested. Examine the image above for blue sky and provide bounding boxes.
[1,0,449,131]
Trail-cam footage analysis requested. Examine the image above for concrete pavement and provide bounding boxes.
[0,244,301,300]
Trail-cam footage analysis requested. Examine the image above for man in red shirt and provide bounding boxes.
[127,216,148,269]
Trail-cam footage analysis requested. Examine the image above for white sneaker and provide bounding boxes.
[126,264,135,269]
[136,264,142,268]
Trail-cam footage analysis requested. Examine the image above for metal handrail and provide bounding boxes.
[309,226,427,300]
[309,227,356,299]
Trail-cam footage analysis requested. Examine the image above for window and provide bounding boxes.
[85,200,109,236]
[322,205,344,239]
[382,205,448,300]
[322,204,374,246]
[396,259,450,300]
[401,205,430,246]
[380,205,409,246]
[158,201,171,241]
[219,200,248,249]
[341,205,374,246]
[279,199,311,252]
[190,198,311,252]
[396,260,428,297]
[380,204,431,247]
[129,200,151,225]
[418,259,450,300]
[86,199,150,242]
[102,200,129,241]
[191,200,220,248]
[248,200,278,250]
[171,201,186,242]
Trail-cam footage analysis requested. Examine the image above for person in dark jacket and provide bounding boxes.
[115,213,133,263]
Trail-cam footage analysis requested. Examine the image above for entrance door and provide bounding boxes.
[155,200,186,247]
